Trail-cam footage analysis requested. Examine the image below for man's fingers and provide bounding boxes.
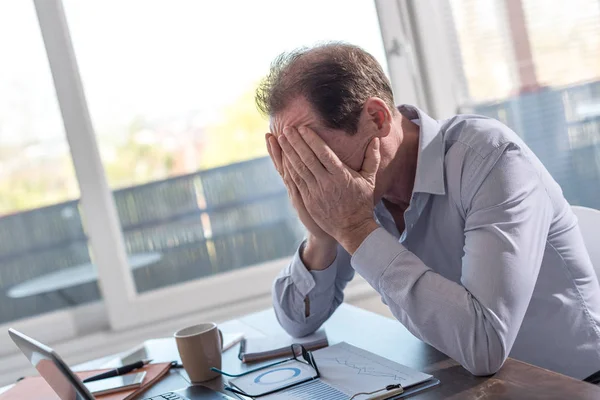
[278,134,316,186]
[266,133,283,175]
[282,152,310,194]
[281,157,308,207]
[298,126,343,174]
[280,157,294,191]
[284,127,328,178]
[281,160,310,221]
[266,133,278,173]
[360,137,380,183]
[285,168,302,199]
[281,162,296,198]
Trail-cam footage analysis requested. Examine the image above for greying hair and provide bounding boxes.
[255,42,395,134]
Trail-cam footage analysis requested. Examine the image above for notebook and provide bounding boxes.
[0,362,172,400]
[238,329,328,363]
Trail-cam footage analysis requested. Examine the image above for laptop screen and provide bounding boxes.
[9,329,92,400]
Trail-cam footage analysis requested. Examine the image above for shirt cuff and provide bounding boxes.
[290,240,339,297]
[351,227,408,290]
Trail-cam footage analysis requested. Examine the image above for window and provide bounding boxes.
[449,0,600,209]
[62,0,388,295]
[0,0,391,336]
[0,0,100,329]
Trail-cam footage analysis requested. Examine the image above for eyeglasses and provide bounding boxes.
[211,344,320,398]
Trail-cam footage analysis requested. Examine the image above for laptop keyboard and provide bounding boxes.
[144,391,234,400]
[145,393,187,400]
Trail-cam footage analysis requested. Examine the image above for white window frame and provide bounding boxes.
[374,0,462,118]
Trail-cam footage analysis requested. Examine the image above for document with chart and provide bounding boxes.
[260,342,435,399]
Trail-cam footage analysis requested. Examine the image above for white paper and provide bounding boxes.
[314,342,432,396]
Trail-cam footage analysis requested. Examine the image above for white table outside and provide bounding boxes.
[6,252,162,304]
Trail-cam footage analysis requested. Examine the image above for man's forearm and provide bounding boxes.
[300,234,338,271]
[351,228,509,376]
[273,237,354,337]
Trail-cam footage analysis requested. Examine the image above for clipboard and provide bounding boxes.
[391,377,440,399]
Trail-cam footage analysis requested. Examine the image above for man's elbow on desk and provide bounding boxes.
[464,359,505,377]
[273,306,321,338]
[458,344,507,377]
[272,288,322,338]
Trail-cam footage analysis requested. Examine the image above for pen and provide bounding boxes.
[350,384,404,400]
[82,359,153,383]
[365,386,404,400]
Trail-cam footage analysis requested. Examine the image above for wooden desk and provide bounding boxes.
[5,304,600,399]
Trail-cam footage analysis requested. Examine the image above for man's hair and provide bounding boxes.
[255,42,395,134]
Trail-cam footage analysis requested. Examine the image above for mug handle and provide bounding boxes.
[218,328,224,350]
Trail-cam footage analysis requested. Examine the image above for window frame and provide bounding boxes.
[374,0,462,119]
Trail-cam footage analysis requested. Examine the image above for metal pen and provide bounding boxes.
[82,359,153,383]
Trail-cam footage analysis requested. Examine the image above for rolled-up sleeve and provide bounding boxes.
[352,143,553,376]
[273,241,353,337]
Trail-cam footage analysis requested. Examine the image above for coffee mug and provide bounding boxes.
[174,322,223,383]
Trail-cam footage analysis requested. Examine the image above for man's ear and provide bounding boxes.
[360,97,393,138]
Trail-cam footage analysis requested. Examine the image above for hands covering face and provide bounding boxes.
[266,125,380,253]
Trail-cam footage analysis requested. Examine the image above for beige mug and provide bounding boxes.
[174,322,223,383]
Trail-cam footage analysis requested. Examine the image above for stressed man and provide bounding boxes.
[256,43,600,379]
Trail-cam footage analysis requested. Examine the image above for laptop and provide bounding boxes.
[8,328,235,400]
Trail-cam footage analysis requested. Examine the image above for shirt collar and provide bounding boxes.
[398,104,446,196]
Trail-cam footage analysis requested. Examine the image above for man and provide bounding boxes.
[256,43,600,379]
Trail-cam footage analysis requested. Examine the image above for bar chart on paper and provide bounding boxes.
[273,380,348,400]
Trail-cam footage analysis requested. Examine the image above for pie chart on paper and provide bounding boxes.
[254,367,302,385]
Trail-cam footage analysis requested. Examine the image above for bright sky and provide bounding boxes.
[4,0,596,146]
[0,0,387,145]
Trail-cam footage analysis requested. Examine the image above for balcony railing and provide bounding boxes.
[0,156,305,324]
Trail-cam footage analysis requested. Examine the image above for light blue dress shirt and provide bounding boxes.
[272,104,600,379]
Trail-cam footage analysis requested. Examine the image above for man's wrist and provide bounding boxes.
[337,219,379,255]
[300,235,338,271]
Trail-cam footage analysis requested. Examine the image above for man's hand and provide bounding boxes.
[266,133,337,270]
[277,126,380,254]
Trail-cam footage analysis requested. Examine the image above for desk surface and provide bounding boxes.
[6,304,600,399]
